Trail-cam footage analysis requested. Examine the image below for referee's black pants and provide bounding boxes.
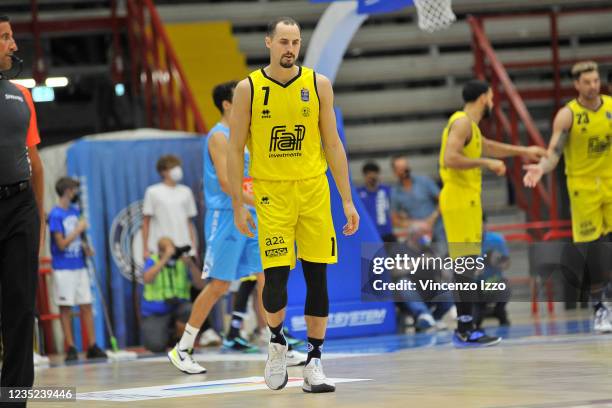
[0,187,40,394]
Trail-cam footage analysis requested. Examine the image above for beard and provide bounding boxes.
[280,55,295,69]
[482,105,492,119]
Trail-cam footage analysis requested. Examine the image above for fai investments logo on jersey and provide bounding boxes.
[268,125,305,158]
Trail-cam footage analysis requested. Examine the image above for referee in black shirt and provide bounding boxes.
[0,15,45,402]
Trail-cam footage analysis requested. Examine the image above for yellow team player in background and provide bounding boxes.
[524,61,612,333]
[440,79,546,347]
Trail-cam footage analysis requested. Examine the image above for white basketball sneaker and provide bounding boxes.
[167,344,207,374]
[264,342,288,390]
[302,358,335,393]
[594,305,612,333]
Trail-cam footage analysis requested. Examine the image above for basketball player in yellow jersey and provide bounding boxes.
[524,61,612,333]
[440,80,546,347]
[227,17,359,393]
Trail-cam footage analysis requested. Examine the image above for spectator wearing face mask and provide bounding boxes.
[49,177,107,362]
[357,162,395,242]
[142,155,198,260]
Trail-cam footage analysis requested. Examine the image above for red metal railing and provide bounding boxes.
[469,16,556,225]
[126,0,207,133]
[472,7,612,114]
[37,258,89,354]
[469,7,612,225]
[12,0,127,86]
[14,0,205,133]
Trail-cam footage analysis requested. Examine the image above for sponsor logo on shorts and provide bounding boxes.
[300,88,309,102]
[268,125,305,158]
[265,236,285,246]
[265,247,288,257]
[260,196,270,205]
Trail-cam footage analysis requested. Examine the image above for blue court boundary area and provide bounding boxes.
[47,317,600,368]
[320,317,596,354]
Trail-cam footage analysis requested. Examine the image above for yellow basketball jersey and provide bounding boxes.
[439,111,483,193]
[564,95,612,178]
[247,66,327,181]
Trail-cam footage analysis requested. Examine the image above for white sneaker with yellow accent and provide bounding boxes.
[167,344,207,374]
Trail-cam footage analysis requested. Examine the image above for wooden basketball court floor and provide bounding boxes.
[30,304,612,408]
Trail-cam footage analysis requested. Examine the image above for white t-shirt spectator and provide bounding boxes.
[142,183,197,253]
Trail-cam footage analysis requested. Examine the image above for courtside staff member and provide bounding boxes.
[0,15,45,398]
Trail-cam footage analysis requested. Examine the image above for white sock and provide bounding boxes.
[178,323,199,350]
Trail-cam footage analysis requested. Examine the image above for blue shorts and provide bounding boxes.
[203,209,262,282]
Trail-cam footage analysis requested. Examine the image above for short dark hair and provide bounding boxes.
[156,154,181,175]
[55,177,80,197]
[267,17,300,38]
[0,16,9,23]
[212,81,237,114]
[462,80,490,103]
[571,61,598,80]
[362,162,380,174]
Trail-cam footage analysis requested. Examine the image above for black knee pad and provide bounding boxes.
[302,260,329,317]
[263,266,290,313]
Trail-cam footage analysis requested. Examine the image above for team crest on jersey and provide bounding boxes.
[301,88,309,102]
[302,106,311,117]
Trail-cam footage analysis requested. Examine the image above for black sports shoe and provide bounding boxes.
[65,346,78,362]
[86,344,108,359]
[222,336,260,353]
[452,329,501,348]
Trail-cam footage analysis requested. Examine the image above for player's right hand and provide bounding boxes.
[234,206,256,238]
[486,159,506,176]
[522,163,544,188]
[342,201,360,236]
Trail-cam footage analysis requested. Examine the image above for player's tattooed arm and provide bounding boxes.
[538,130,568,173]
[538,107,572,173]
[523,106,572,188]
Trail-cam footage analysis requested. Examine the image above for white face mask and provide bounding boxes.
[169,166,183,182]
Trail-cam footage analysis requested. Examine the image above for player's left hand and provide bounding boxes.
[523,145,548,162]
[342,201,359,236]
